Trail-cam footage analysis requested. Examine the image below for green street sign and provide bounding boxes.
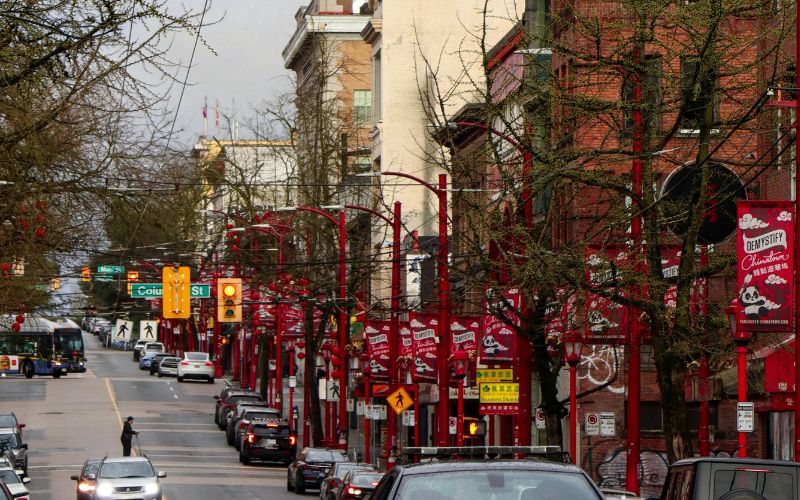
[130,283,210,299]
[97,265,125,274]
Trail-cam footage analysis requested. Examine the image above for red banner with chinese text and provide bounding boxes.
[364,320,391,382]
[585,247,629,344]
[480,288,520,364]
[736,200,794,332]
[450,316,479,356]
[409,312,438,382]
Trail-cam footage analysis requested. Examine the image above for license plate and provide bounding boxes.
[266,439,276,445]
[192,364,201,368]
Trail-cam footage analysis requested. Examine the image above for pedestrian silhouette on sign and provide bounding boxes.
[395,392,405,408]
[144,324,154,338]
[331,382,340,399]
[117,323,128,338]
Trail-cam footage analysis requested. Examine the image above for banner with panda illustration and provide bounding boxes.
[409,312,439,382]
[480,287,520,364]
[364,320,391,382]
[736,200,794,332]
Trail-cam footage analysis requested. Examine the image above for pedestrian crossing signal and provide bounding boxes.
[465,418,486,437]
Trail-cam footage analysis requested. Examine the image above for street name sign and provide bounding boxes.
[97,265,125,274]
[130,283,211,299]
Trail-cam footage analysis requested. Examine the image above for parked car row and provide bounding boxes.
[127,344,213,383]
[0,412,32,500]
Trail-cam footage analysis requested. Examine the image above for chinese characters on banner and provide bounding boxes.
[450,317,479,356]
[364,320,391,382]
[480,288,520,364]
[409,312,438,382]
[585,247,628,343]
[736,201,794,332]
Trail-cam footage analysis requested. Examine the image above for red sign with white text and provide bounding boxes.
[736,201,794,332]
[480,288,520,364]
[281,303,305,338]
[364,320,391,382]
[450,317,480,356]
[585,247,628,343]
[479,403,520,416]
[409,312,438,383]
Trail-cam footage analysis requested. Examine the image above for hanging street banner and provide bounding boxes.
[480,288,519,364]
[365,320,391,382]
[409,312,438,383]
[585,247,628,344]
[450,316,479,356]
[398,322,413,371]
[281,303,305,338]
[736,200,794,332]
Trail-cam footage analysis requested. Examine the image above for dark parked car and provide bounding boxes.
[320,462,378,500]
[0,430,27,475]
[239,420,296,466]
[214,391,263,429]
[227,405,280,448]
[0,414,24,439]
[655,457,800,500]
[334,470,384,500]
[366,458,603,500]
[287,448,348,494]
[71,457,102,500]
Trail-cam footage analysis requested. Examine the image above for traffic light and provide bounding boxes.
[464,417,486,437]
[81,267,90,282]
[127,271,139,282]
[217,278,242,322]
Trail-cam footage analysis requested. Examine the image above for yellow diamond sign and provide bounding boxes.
[387,387,413,415]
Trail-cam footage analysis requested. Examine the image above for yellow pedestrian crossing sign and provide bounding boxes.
[387,387,413,415]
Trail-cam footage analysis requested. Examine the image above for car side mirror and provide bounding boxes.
[70,474,79,481]
[158,471,167,478]
[18,424,25,429]
[22,477,30,484]
[20,443,27,449]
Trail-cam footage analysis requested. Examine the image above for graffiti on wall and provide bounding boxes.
[577,345,626,394]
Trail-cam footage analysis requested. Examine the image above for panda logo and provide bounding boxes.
[482,334,509,354]
[738,273,781,319]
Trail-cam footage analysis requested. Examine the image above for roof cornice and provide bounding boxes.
[283,15,371,69]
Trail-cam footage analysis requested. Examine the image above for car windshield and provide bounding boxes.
[394,470,600,500]
[99,461,155,479]
[351,473,384,487]
[0,470,19,485]
[0,434,18,449]
[0,416,15,428]
[185,352,208,361]
[306,450,347,462]
[144,344,163,351]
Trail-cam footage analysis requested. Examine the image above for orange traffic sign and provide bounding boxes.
[162,266,191,319]
[387,387,413,415]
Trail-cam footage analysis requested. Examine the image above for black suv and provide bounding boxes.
[654,457,800,500]
[239,419,296,466]
[287,447,348,494]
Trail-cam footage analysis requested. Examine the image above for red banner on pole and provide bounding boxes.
[480,288,520,364]
[364,320,391,382]
[409,312,438,382]
[736,200,794,332]
[281,303,304,338]
[585,247,628,344]
[450,316,479,356]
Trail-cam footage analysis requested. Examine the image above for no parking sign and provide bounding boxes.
[535,408,546,429]
[585,413,600,436]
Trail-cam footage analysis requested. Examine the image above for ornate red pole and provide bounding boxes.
[337,210,348,449]
[436,174,451,446]
[794,0,800,461]
[388,202,402,462]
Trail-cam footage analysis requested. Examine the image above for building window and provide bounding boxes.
[354,90,372,127]
[637,401,664,433]
[681,57,718,132]
[622,56,661,136]
[373,50,382,122]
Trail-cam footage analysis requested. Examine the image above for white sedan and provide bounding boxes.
[0,466,30,499]
[177,352,215,384]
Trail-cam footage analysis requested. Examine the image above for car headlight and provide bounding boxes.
[96,483,113,496]
[78,481,95,492]
[144,482,160,494]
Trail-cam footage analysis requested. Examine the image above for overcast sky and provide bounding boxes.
[164,0,309,146]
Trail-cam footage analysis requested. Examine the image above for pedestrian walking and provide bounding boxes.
[120,416,138,456]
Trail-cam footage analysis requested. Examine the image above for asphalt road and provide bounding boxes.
[0,332,309,500]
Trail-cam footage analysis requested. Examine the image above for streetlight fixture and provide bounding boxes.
[726,301,752,457]
[564,331,584,465]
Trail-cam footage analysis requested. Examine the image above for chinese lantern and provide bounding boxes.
[11,323,20,332]
[15,315,24,324]
[297,352,306,360]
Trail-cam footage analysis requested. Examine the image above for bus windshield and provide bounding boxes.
[54,328,84,355]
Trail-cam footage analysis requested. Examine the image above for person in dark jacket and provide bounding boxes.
[121,416,138,456]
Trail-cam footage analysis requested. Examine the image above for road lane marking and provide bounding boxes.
[105,377,137,457]
[173,395,178,399]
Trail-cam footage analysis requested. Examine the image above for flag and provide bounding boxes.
[215,98,220,128]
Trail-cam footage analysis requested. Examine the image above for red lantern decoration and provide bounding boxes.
[11,323,20,332]
[296,340,306,348]
[280,274,293,285]
[35,215,45,223]
[35,228,46,238]
[297,352,306,360]
[15,315,24,324]
[226,223,233,230]
[298,277,310,287]
[1,263,10,273]
[231,244,239,253]
[18,220,29,230]
[331,370,340,379]
[268,283,279,292]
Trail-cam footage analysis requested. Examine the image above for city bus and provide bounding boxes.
[0,316,66,378]
[52,317,86,372]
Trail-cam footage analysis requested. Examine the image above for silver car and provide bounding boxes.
[91,457,166,500]
[0,466,30,498]
[157,357,180,378]
[177,352,214,383]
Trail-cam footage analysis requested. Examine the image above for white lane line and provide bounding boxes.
[173,395,178,399]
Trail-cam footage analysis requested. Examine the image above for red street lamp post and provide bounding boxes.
[450,350,469,446]
[726,302,752,457]
[447,120,533,447]
[564,332,584,465]
[279,206,348,449]
[344,202,402,459]
[360,172,451,446]
[286,341,296,433]
[353,352,372,463]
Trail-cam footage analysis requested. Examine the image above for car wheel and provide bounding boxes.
[52,371,61,379]
[226,429,234,446]
[242,451,251,465]
[295,472,305,494]
[157,372,163,378]
[208,377,215,384]
[22,361,34,379]
[177,376,184,382]
[287,473,294,492]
